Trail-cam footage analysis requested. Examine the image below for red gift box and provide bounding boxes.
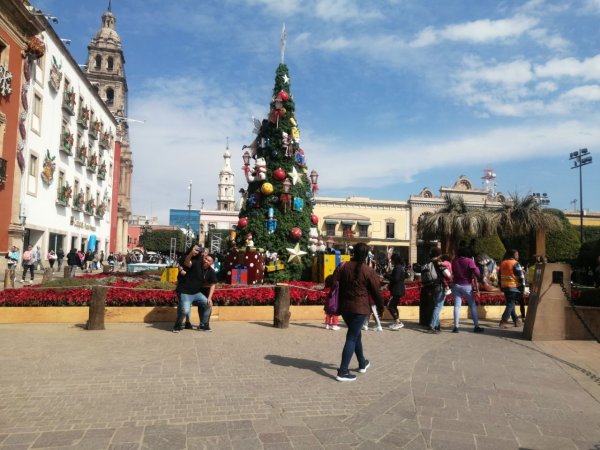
[231,268,248,285]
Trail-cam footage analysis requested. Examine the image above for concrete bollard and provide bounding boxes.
[4,269,15,289]
[87,286,107,330]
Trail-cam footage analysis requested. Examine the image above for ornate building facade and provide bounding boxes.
[84,3,132,253]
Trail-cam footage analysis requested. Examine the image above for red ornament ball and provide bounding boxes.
[290,227,303,240]
[277,90,290,101]
[237,217,248,229]
[273,168,286,181]
[310,214,319,225]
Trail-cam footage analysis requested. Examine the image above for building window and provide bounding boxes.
[95,55,102,69]
[386,222,395,239]
[325,223,336,236]
[107,56,114,71]
[32,93,42,134]
[358,224,369,238]
[106,87,114,105]
[342,224,353,238]
[33,54,44,85]
[27,153,38,195]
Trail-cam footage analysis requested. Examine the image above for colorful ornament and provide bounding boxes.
[273,168,286,181]
[277,90,290,101]
[261,182,274,195]
[294,149,306,166]
[286,243,307,263]
[237,217,248,229]
[290,227,303,240]
[289,117,297,127]
[310,214,319,225]
[288,166,302,185]
[293,197,304,212]
[266,208,277,234]
[291,126,300,142]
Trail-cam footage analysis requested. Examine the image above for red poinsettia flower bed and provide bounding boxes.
[0,276,510,307]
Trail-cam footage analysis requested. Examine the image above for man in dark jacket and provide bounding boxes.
[66,248,82,278]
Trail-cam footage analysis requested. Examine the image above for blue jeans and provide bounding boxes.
[429,286,446,329]
[339,313,368,375]
[451,283,479,328]
[176,292,211,328]
[502,289,521,322]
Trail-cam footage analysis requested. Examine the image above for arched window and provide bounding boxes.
[95,55,102,69]
[106,87,114,106]
[107,56,114,71]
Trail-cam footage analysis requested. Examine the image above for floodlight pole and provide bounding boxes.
[569,149,593,243]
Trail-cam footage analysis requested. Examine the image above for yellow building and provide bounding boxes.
[313,196,411,264]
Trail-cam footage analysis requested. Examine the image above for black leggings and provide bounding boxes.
[388,295,402,321]
[22,265,34,280]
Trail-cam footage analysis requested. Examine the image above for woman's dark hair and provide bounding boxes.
[457,246,471,257]
[352,242,369,277]
[391,253,404,265]
[429,247,442,258]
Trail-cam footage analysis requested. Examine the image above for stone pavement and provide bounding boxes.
[0,320,599,450]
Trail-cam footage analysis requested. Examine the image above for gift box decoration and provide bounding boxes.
[224,249,265,285]
[231,267,248,285]
[312,252,351,282]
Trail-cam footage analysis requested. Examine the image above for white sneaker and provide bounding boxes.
[325,325,330,330]
[376,326,383,332]
[362,324,369,331]
[331,325,340,331]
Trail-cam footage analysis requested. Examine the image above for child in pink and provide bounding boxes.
[324,273,340,330]
[441,254,453,296]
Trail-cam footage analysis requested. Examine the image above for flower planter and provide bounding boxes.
[59,146,73,156]
[0,304,509,324]
[55,200,68,207]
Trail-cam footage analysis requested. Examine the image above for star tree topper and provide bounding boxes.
[286,243,307,263]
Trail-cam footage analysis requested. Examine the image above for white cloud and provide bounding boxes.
[247,0,382,22]
[535,54,600,81]
[559,84,600,102]
[408,15,538,47]
[308,119,600,190]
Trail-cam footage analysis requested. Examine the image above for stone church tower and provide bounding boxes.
[84,1,132,252]
[217,145,235,211]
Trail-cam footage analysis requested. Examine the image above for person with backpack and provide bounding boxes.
[451,246,484,333]
[422,248,453,334]
[419,247,446,328]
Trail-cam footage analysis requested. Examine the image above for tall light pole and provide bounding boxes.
[569,148,593,243]
[186,180,193,249]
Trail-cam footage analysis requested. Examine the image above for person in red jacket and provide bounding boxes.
[335,243,384,382]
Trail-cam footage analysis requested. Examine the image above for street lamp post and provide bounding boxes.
[186,181,193,249]
[569,148,593,243]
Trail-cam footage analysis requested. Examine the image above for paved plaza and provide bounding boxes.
[0,320,599,450]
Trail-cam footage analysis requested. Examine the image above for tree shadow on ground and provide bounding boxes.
[265,354,338,380]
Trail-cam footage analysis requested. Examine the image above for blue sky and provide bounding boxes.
[34,0,600,222]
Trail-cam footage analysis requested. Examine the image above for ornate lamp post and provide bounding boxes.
[569,148,593,243]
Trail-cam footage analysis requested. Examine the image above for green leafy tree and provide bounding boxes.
[472,234,506,262]
[142,229,186,254]
[545,209,580,262]
[236,64,317,281]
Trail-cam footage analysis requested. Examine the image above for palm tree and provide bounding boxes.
[418,194,489,254]
[493,194,561,259]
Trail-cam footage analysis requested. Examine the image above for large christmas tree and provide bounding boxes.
[236,63,319,282]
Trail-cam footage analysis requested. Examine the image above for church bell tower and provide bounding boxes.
[84,1,132,252]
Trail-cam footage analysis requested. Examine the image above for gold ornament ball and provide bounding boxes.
[261,182,274,195]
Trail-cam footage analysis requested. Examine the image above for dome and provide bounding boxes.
[91,11,121,49]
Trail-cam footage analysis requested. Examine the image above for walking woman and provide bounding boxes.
[386,253,405,330]
[335,242,384,382]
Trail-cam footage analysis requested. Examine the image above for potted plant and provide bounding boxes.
[97,161,107,180]
[75,143,87,165]
[60,130,74,155]
[78,105,89,129]
[73,189,84,211]
[56,182,72,206]
[84,198,95,216]
[87,153,98,173]
[62,87,76,115]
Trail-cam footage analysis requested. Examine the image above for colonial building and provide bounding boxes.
[0,7,117,268]
[83,2,132,253]
[0,0,44,271]
[313,196,411,263]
